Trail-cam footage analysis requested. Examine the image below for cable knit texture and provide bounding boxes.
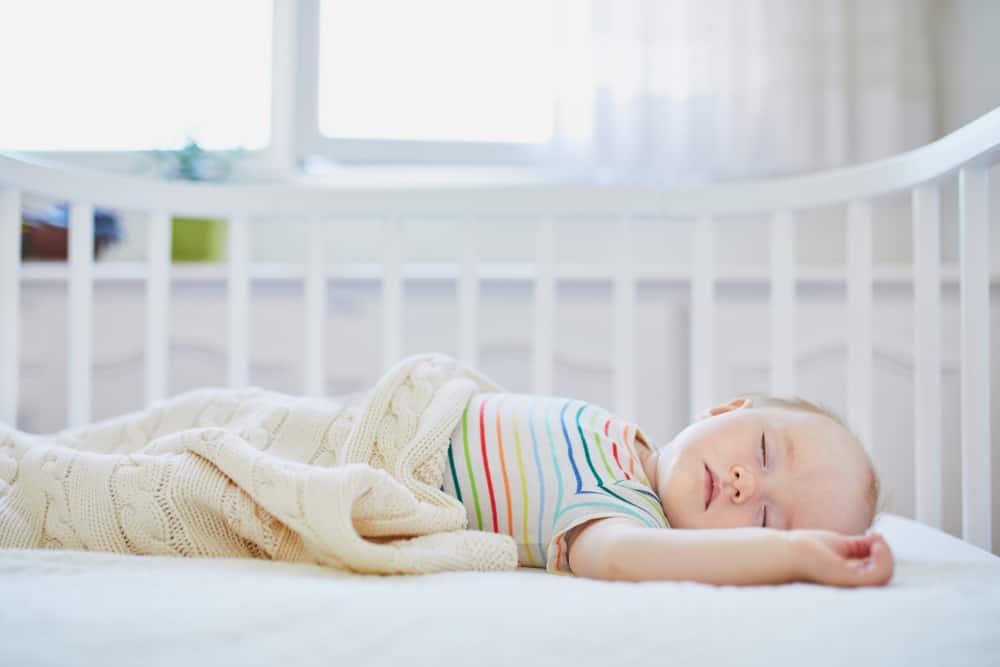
[0,353,519,574]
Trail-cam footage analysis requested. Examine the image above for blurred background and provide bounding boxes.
[1,0,998,546]
[3,0,999,265]
[3,0,998,182]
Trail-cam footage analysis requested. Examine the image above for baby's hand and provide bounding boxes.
[788,530,894,588]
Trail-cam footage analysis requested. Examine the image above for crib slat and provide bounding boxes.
[67,201,94,427]
[145,211,171,405]
[770,211,796,395]
[458,219,479,370]
[613,216,635,419]
[303,218,326,396]
[958,167,992,550]
[0,188,21,426]
[533,218,555,395]
[846,201,873,451]
[382,217,403,374]
[912,184,942,529]
[227,214,250,388]
[690,215,715,418]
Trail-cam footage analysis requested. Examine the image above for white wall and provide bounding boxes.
[932,0,1000,134]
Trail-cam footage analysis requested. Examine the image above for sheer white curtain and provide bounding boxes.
[549,0,936,184]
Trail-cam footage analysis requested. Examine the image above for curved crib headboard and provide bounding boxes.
[1,108,998,551]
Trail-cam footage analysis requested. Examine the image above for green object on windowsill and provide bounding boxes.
[151,135,244,263]
[171,217,227,262]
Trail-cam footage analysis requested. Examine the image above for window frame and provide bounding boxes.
[12,0,556,175]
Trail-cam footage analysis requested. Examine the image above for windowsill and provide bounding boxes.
[11,149,593,188]
[292,157,583,187]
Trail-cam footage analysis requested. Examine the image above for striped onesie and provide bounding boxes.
[441,393,670,575]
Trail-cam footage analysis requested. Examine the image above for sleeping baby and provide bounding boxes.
[0,352,893,587]
[443,391,894,587]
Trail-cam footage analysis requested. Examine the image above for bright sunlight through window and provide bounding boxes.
[318,0,556,143]
[0,0,272,151]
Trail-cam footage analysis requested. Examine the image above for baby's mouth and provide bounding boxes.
[704,463,718,510]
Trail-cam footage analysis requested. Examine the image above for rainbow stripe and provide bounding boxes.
[442,393,670,574]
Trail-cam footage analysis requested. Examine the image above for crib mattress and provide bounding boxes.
[2,513,998,667]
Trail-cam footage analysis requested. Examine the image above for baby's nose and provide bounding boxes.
[727,465,755,503]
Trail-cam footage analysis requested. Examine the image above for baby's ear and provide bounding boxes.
[696,397,752,421]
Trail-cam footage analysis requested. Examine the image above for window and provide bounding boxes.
[1,0,562,166]
[0,0,273,151]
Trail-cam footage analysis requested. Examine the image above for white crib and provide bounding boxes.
[1,107,997,559]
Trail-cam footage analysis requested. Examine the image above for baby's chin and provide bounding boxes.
[659,440,729,530]
[661,506,704,530]
[658,467,702,529]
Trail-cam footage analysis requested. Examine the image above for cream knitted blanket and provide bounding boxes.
[0,353,518,574]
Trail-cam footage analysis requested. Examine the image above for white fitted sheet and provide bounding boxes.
[2,512,998,667]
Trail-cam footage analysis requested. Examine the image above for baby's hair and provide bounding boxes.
[730,393,887,531]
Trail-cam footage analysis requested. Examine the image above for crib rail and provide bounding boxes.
[1,108,998,550]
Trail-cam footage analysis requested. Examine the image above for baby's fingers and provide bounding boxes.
[840,533,877,558]
[844,536,894,586]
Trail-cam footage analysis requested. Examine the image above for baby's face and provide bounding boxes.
[653,403,872,534]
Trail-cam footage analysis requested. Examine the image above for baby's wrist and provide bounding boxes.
[777,530,808,582]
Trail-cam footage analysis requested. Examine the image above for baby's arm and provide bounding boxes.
[566,517,893,587]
